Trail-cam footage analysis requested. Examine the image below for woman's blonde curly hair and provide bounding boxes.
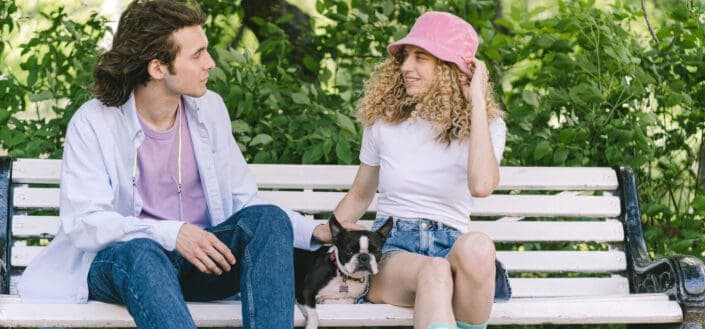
[356,51,504,144]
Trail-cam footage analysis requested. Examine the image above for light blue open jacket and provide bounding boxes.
[18,91,319,303]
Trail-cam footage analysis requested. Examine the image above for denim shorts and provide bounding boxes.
[370,216,512,302]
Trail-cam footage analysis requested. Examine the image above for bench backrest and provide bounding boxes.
[1,158,641,299]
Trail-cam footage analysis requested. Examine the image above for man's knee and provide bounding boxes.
[238,205,293,239]
[107,238,172,270]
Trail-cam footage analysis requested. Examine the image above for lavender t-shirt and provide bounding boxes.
[136,104,209,228]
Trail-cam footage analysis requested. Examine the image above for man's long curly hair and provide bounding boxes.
[92,0,205,107]
[357,50,504,144]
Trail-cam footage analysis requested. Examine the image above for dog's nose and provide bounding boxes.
[358,253,370,264]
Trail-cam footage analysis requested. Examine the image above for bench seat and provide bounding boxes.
[0,295,683,327]
[1,158,704,328]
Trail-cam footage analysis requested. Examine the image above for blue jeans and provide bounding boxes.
[370,217,512,302]
[86,205,294,329]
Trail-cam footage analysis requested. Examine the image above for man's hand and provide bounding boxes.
[312,221,367,244]
[176,223,236,275]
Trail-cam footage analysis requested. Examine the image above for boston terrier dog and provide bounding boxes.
[294,215,393,329]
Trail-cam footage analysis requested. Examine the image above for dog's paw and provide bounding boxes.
[304,305,319,329]
[296,303,308,320]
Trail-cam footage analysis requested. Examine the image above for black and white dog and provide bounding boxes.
[294,215,393,329]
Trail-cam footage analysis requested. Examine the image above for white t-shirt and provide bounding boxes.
[360,117,506,232]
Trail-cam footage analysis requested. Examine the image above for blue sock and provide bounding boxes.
[456,321,488,329]
[426,323,454,329]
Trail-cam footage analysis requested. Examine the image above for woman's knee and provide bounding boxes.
[450,233,496,274]
[418,257,453,289]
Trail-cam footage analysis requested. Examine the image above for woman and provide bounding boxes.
[333,11,511,329]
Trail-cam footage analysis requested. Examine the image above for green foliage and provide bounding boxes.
[208,45,360,164]
[494,0,705,261]
[637,0,705,257]
[502,2,654,169]
[3,1,705,311]
[1,6,106,158]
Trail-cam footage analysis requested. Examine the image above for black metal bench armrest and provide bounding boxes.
[617,166,705,326]
[0,156,12,294]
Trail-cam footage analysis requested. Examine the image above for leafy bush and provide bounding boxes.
[2,0,705,304]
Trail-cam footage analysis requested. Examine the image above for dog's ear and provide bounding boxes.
[329,214,345,240]
[375,217,394,241]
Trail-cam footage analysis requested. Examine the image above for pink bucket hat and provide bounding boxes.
[387,11,479,75]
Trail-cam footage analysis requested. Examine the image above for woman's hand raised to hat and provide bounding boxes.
[460,58,489,110]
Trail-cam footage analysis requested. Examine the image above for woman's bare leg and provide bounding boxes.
[448,232,496,325]
[367,251,457,329]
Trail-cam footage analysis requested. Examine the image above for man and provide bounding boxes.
[18,1,331,328]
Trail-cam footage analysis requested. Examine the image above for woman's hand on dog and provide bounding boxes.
[176,223,236,275]
[312,221,367,243]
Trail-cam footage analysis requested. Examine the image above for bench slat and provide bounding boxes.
[250,165,620,191]
[12,215,625,242]
[11,246,625,272]
[0,294,680,327]
[498,250,626,272]
[510,277,629,297]
[5,277,629,302]
[13,188,622,218]
[12,158,618,190]
[6,275,629,299]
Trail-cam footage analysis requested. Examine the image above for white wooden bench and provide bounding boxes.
[1,157,704,328]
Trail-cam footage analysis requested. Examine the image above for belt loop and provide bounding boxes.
[391,216,398,230]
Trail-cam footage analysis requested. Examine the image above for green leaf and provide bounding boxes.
[0,109,10,125]
[533,140,552,160]
[250,134,273,146]
[692,195,705,211]
[535,34,556,49]
[374,11,388,23]
[553,148,569,165]
[303,55,318,72]
[291,92,310,105]
[253,151,270,163]
[210,67,227,84]
[302,144,324,164]
[231,120,251,134]
[216,48,245,64]
[570,83,603,104]
[521,90,539,107]
[335,113,356,134]
[335,139,353,164]
[28,90,54,102]
[558,129,576,143]
[275,13,294,24]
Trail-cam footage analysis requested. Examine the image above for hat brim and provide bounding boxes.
[387,36,472,75]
